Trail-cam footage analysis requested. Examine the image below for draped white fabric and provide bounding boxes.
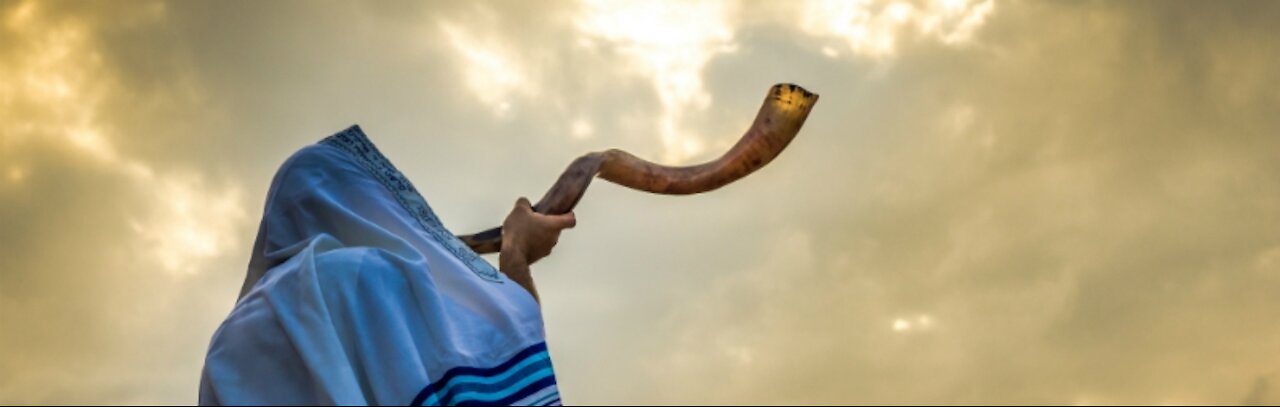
[199,126,560,406]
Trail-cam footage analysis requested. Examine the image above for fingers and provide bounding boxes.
[542,212,576,230]
[516,196,576,229]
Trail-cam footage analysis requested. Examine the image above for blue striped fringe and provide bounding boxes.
[411,342,560,406]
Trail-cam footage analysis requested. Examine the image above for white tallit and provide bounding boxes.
[199,125,561,406]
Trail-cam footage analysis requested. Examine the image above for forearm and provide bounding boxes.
[499,247,539,304]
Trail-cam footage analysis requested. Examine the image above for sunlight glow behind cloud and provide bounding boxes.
[892,314,935,333]
[440,21,532,118]
[801,0,996,58]
[574,0,737,163]
[129,174,246,276]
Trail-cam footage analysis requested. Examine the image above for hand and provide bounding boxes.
[501,197,576,266]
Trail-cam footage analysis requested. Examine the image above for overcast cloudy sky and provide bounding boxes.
[1,0,1278,404]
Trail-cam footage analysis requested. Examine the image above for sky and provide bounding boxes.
[1,0,1278,404]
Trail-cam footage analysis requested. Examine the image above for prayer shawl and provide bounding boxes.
[199,125,561,406]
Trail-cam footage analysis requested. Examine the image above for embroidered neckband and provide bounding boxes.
[319,125,503,283]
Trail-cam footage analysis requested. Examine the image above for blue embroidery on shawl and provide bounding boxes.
[319,125,503,282]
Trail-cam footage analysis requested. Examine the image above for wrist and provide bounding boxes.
[500,241,528,268]
[499,238,538,303]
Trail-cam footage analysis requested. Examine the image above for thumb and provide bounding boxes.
[515,197,533,212]
[545,212,576,229]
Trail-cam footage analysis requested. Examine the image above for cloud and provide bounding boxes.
[0,1,249,402]
[0,0,246,276]
[3,0,1279,404]
[440,18,535,118]
[1244,375,1274,406]
[127,172,246,275]
[800,0,996,58]
[574,0,738,163]
[543,1,1280,404]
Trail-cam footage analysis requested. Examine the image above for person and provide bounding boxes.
[199,125,574,406]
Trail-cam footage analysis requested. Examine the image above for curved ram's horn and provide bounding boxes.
[457,83,819,254]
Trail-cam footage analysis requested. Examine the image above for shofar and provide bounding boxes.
[457,83,819,254]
